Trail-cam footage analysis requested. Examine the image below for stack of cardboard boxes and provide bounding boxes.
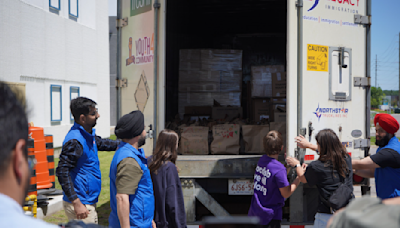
[178,49,243,116]
[250,65,286,122]
[175,50,288,155]
[250,65,287,154]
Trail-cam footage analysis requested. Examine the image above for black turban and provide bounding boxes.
[115,111,145,139]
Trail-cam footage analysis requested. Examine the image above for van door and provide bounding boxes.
[119,0,156,155]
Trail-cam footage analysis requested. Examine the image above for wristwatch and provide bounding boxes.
[294,163,301,168]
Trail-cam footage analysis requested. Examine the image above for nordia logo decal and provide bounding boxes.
[308,0,320,12]
[313,104,348,121]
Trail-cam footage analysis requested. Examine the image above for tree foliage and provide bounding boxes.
[371,87,385,109]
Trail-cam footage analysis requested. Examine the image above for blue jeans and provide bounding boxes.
[314,213,332,228]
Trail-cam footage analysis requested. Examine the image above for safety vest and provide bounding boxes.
[62,122,101,205]
[375,136,400,199]
[109,142,154,228]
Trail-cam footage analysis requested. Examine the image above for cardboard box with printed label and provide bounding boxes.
[251,65,284,97]
[272,72,287,98]
[252,98,273,121]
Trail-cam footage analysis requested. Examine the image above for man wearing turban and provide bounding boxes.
[109,110,155,228]
[353,113,400,199]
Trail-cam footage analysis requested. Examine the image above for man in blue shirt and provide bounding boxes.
[56,97,120,223]
[109,111,155,228]
[353,113,400,199]
[0,82,57,227]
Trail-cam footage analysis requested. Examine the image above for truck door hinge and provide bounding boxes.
[354,15,371,25]
[354,77,371,88]
[354,139,370,149]
[116,17,128,28]
[296,1,303,7]
[116,78,128,88]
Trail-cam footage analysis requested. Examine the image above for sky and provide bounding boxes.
[370,1,400,91]
[108,0,400,91]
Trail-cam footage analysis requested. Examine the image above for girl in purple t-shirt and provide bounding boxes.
[248,131,302,228]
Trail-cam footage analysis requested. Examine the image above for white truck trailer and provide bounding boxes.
[115,0,372,226]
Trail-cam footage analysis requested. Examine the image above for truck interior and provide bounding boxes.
[165,0,318,221]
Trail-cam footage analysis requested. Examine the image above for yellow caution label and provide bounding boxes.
[307,44,329,72]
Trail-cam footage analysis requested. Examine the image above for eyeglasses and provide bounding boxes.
[88,108,99,116]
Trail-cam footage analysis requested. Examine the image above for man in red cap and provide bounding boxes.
[353,113,400,199]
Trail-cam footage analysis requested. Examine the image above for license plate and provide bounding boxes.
[228,179,254,195]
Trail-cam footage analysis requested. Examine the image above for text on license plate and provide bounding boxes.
[228,179,254,195]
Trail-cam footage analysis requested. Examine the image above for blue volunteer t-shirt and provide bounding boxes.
[248,155,289,225]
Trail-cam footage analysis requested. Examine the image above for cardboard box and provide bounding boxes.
[274,112,286,122]
[251,65,284,97]
[212,107,243,120]
[251,66,271,97]
[179,70,220,83]
[179,71,221,93]
[272,72,287,98]
[252,98,273,121]
[201,49,243,71]
[178,92,241,115]
[242,125,270,154]
[179,82,220,93]
[179,49,201,70]
[220,71,242,92]
[185,106,212,116]
[179,126,209,155]
[211,124,240,155]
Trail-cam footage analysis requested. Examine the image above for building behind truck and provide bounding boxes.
[0,0,111,152]
[116,0,371,226]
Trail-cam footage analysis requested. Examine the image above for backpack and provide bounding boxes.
[321,173,355,213]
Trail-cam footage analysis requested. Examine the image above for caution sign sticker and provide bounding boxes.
[307,44,329,72]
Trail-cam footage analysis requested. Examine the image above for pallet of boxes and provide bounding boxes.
[176,49,243,155]
[244,65,287,157]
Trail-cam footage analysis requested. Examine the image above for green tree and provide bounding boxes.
[371,87,385,109]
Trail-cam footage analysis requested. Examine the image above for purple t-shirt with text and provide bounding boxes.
[248,155,289,225]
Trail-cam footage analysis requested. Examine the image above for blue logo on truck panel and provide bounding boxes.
[313,104,349,121]
[308,0,320,12]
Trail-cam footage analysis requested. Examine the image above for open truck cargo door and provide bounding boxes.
[118,0,166,155]
[287,0,371,162]
[287,0,371,223]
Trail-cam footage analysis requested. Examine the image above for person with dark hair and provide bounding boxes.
[148,129,187,228]
[286,129,353,228]
[0,82,57,227]
[56,97,120,224]
[248,131,301,228]
[109,110,155,228]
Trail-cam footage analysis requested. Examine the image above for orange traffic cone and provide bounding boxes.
[27,139,37,196]
[45,135,55,188]
[29,127,52,189]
